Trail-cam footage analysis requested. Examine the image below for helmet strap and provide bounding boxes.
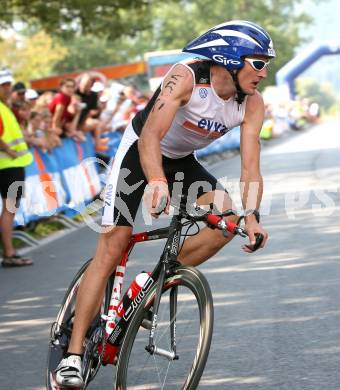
[230,70,246,106]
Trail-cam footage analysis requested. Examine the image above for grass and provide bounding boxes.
[29,220,66,239]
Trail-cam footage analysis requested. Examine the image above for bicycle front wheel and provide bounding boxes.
[115,266,214,390]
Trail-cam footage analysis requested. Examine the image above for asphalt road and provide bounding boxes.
[1,118,340,390]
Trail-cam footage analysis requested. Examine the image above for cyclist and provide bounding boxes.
[56,20,274,387]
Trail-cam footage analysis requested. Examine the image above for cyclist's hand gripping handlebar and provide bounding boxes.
[244,233,264,252]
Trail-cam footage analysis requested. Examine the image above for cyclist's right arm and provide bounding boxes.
[138,64,193,183]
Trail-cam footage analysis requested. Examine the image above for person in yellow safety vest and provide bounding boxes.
[0,69,34,267]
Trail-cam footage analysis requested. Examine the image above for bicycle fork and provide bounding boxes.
[145,263,179,361]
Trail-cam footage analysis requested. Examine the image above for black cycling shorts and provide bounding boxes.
[0,167,25,205]
[102,126,226,227]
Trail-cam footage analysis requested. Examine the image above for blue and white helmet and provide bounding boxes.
[183,20,276,71]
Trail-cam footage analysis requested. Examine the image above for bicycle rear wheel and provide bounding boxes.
[115,266,214,390]
[46,259,112,389]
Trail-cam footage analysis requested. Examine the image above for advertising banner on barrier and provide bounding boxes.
[11,134,101,225]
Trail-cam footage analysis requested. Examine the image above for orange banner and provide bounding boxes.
[31,62,147,91]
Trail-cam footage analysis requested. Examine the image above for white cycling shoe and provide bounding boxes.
[55,355,84,388]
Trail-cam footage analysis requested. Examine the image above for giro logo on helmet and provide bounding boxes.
[212,55,241,66]
[267,48,276,57]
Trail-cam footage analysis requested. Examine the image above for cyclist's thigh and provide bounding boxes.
[99,225,133,250]
[102,127,146,227]
[93,226,133,271]
[196,189,236,214]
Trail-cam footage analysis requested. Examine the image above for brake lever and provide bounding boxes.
[234,226,247,238]
[222,226,243,238]
[221,221,246,238]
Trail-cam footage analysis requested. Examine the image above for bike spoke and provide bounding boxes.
[152,352,171,389]
[123,285,201,389]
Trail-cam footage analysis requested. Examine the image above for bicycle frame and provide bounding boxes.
[96,201,253,366]
[101,210,185,364]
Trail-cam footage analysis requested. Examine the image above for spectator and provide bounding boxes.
[10,81,27,122]
[99,91,127,133]
[15,100,31,132]
[76,73,104,150]
[24,111,49,152]
[308,102,320,123]
[35,91,55,112]
[39,109,61,151]
[97,92,110,114]
[25,88,39,110]
[135,93,149,112]
[48,78,84,142]
[120,84,140,124]
[11,81,26,104]
[272,102,289,137]
[76,73,99,124]
[0,69,33,267]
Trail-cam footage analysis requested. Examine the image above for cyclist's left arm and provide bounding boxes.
[240,91,268,251]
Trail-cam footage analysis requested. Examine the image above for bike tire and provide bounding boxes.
[46,259,112,389]
[115,265,214,390]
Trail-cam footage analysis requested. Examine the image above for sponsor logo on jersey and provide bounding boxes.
[199,77,209,84]
[199,88,208,99]
[212,54,241,66]
[198,118,229,135]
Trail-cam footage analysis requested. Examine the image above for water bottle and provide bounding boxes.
[116,272,151,318]
[107,272,152,347]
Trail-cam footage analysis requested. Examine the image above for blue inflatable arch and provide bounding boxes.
[276,42,340,99]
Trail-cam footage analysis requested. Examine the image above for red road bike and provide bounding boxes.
[47,197,262,389]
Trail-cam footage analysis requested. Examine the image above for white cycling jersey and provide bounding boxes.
[132,59,247,159]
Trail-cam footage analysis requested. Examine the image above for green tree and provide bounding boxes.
[0,0,322,88]
[0,0,157,40]
[0,30,68,83]
[53,35,118,74]
[113,0,315,87]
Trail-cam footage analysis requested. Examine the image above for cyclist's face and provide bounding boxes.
[238,55,269,95]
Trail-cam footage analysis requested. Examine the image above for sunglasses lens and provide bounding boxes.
[252,60,266,70]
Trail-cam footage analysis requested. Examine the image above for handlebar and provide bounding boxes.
[180,203,264,252]
[157,196,264,252]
